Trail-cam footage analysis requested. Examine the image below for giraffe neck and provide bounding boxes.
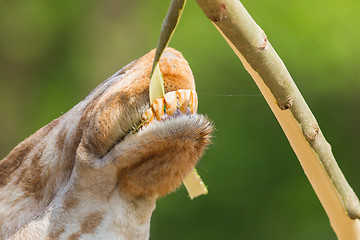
[0,108,82,239]
[0,107,157,240]
[10,172,156,240]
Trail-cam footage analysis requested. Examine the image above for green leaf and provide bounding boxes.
[149,63,165,103]
[183,168,208,199]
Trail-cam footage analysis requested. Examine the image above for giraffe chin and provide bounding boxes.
[116,113,212,198]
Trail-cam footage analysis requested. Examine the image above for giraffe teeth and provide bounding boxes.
[141,108,154,124]
[139,89,199,131]
[189,90,198,114]
[164,91,177,116]
[177,89,191,113]
[152,98,165,120]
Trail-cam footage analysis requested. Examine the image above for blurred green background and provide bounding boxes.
[1,0,360,239]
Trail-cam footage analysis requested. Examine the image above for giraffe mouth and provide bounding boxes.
[112,89,212,197]
[133,89,198,133]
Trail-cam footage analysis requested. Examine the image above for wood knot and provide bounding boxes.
[279,98,293,110]
[305,127,319,141]
[257,31,268,50]
[209,3,227,22]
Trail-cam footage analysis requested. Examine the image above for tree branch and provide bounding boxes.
[195,0,360,238]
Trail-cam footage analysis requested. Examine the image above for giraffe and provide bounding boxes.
[0,48,213,240]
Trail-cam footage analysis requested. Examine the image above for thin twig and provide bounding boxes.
[149,0,186,78]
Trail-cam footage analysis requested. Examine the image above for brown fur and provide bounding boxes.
[46,227,65,240]
[0,48,213,240]
[0,118,60,187]
[117,116,212,196]
[67,212,104,240]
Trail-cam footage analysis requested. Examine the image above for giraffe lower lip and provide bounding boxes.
[161,108,192,120]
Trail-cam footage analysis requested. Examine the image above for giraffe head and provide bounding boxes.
[0,48,213,239]
[74,48,212,198]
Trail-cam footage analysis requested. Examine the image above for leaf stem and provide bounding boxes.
[149,0,186,78]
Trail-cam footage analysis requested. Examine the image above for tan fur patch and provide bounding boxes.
[22,150,47,199]
[56,128,68,153]
[63,196,79,211]
[0,144,33,186]
[46,227,65,240]
[67,232,81,240]
[0,118,60,187]
[67,212,104,240]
